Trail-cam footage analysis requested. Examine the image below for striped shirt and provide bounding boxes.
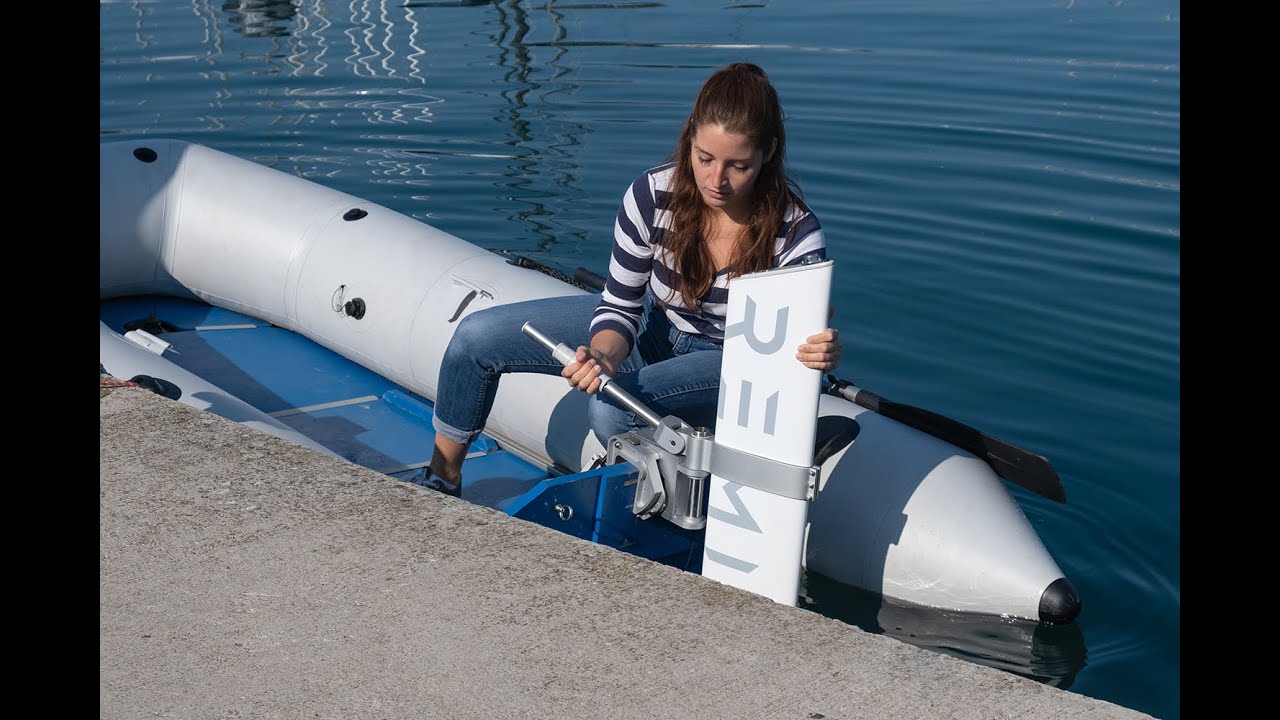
[590,163,827,348]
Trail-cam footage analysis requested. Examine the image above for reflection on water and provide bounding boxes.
[491,0,592,253]
[801,571,1088,690]
[223,0,299,38]
[182,0,438,81]
[114,0,606,244]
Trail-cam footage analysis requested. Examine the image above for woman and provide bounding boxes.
[415,62,843,497]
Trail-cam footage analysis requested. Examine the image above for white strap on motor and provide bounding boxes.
[709,442,817,501]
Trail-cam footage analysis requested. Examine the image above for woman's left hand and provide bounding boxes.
[796,327,842,372]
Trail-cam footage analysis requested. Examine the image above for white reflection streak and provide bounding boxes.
[377,0,405,124]
[404,7,433,125]
[352,0,380,79]
[191,0,223,64]
[287,0,310,76]
[255,0,439,157]
[342,1,365,77]
[378,0,397,79]
[304,0,334,78]
[131,0,150,49]
[406,5,426,83]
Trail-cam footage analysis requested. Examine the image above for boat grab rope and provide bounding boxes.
[507,254,599,292]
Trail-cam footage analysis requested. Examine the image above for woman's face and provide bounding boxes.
[690,123,774,217]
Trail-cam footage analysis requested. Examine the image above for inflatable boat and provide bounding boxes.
[99,139,1080,624]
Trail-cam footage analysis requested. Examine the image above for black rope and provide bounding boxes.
[509,255,598,292]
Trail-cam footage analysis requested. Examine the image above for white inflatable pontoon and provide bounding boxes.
[99,139,1079,624]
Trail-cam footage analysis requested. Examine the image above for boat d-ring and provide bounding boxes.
[553,503,573,521]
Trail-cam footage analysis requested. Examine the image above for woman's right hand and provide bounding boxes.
[563,345,620,395]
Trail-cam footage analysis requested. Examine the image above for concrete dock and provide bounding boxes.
[100,381,1155,720]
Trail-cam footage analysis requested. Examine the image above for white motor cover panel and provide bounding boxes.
[701,260,833,605]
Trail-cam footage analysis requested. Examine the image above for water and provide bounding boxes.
[99,1,1180,717]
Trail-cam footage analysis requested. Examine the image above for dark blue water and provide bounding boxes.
[100,1,1180,717]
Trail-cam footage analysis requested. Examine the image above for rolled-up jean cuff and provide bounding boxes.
[433,414,482,447]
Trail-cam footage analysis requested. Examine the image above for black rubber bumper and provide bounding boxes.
[1038,577,1082,624]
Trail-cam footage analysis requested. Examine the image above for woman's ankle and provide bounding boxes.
[430,435,468,483]
[428,455,463,484]
[429,465,461,485]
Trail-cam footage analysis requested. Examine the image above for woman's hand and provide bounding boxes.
[797,326,842,372]
[563,345,622,395]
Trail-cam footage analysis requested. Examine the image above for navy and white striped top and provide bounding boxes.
[590,163,827,348]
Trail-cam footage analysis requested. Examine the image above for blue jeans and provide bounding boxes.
[432,290,724,447]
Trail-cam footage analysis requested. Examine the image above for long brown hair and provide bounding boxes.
[664,62,804,307]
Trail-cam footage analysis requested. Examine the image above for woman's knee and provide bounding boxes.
[444,308,518,367]
[587,395,636,444]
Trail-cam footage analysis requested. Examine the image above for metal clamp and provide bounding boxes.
[710,443,818,501]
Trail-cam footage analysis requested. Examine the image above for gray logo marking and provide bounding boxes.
[707,483,762,533]
[724,297,789,355]
[704,546,759,573]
